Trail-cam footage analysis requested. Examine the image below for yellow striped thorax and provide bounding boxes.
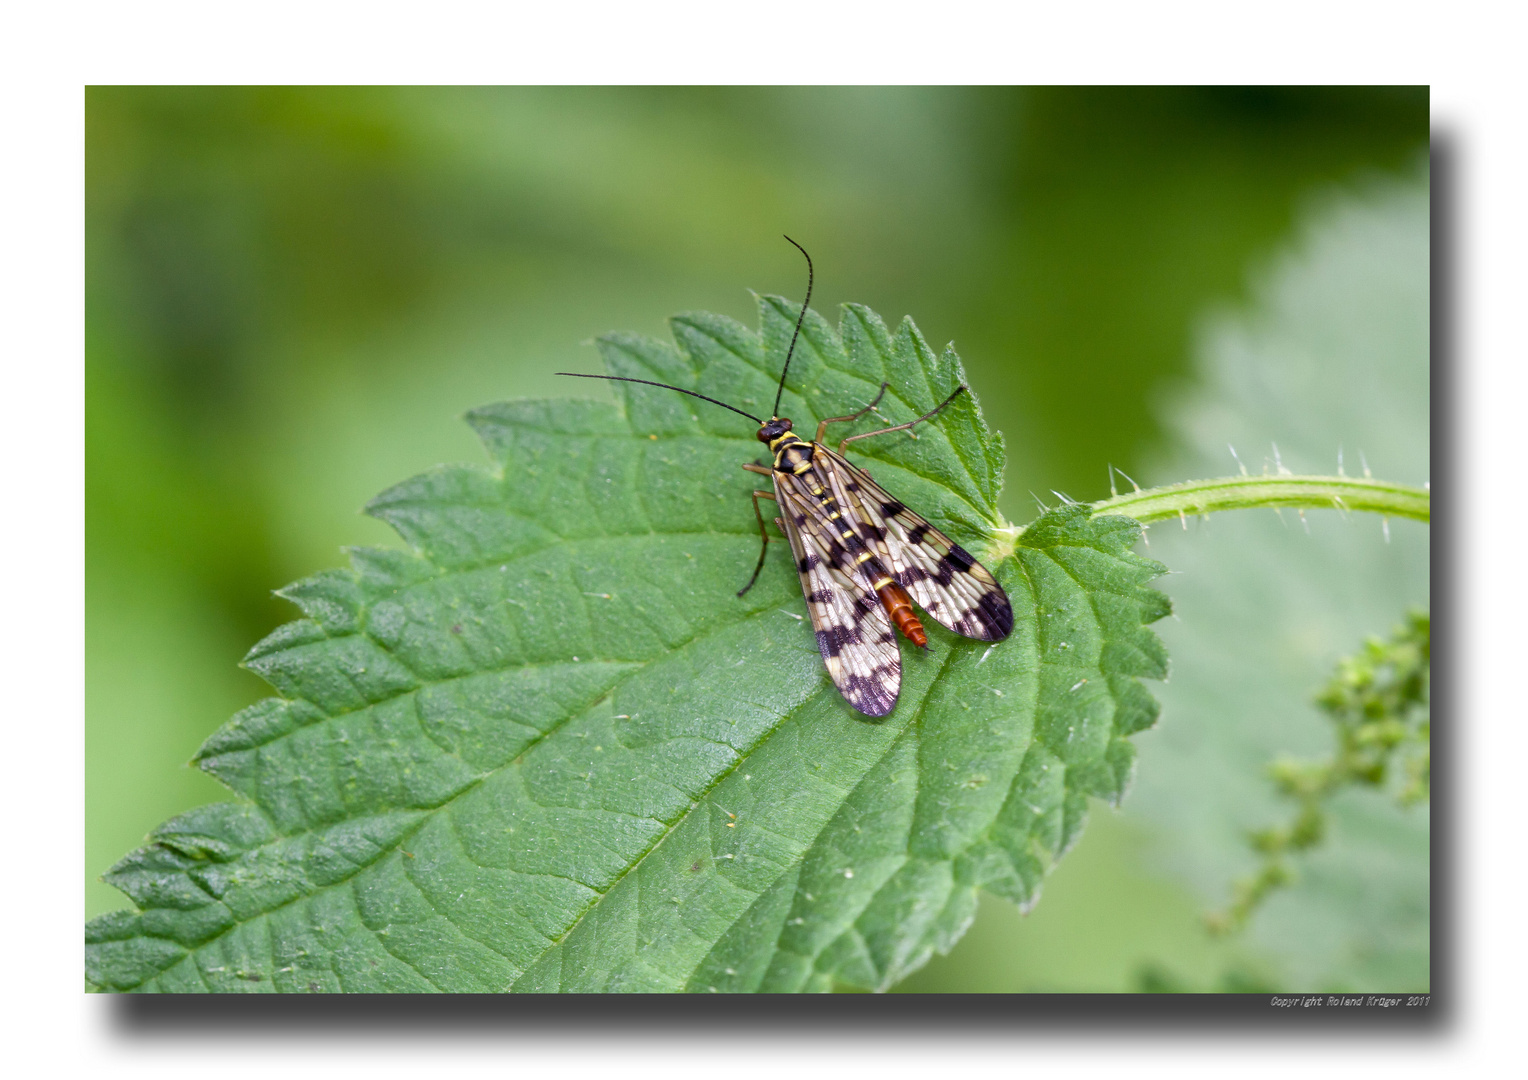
[757,416,815,475]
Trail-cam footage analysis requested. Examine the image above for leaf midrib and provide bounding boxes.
[165,598,844,980]
[181,511,1005,986]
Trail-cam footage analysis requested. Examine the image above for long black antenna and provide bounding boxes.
[555,372,762,424]
[773,235,813,418]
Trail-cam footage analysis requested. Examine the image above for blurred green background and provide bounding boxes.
[86,86,1430,990]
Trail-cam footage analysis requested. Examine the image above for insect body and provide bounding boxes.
[561,238,1012,716]
[740,403,1012,714]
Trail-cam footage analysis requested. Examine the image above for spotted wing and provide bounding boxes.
[812,446,1014,642]
[774,476,901,717]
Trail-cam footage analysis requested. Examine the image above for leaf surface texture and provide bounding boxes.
[86,300,1168,992]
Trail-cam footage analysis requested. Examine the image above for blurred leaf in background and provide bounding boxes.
[902,168,1430,992]
[86,87,1428,990]
[1129,174,1431,991]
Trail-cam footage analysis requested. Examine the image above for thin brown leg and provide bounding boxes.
[814,382,891,443]
[742,462,772,476]
[737,489,778,597]
[838,385,966,454]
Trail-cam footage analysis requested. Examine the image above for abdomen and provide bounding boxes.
[876,581,927,648]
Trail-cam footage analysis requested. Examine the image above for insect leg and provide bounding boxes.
[838,385,966,454]
[814,381,890,443]
[742,462,772,476]
[737,489,779,597]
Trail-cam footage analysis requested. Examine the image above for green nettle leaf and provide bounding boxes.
[86,298,1170,993]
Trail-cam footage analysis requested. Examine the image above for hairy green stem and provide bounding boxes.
[1090,474,1429,525]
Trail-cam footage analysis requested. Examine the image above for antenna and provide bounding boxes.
[555,372,762,424]
[773,236,813,418]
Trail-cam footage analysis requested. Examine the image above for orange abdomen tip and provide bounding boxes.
[876,582,928,648]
